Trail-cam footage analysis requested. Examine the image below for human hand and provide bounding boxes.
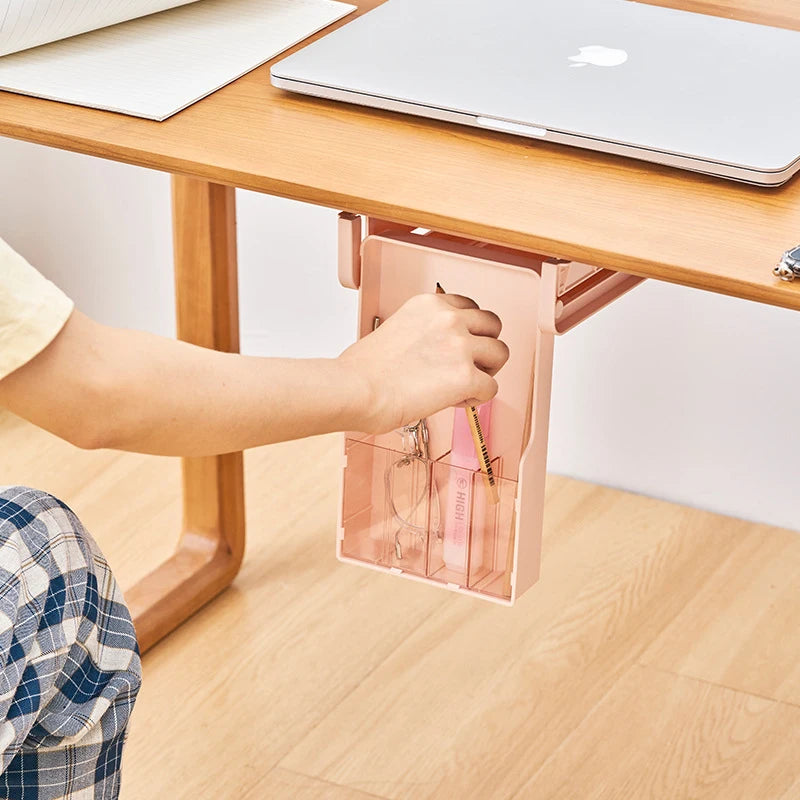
[336,292,510,434]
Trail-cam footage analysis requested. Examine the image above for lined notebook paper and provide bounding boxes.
[0,0,356,120]
[0,0,202,56]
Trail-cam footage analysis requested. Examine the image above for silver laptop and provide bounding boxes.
[271,0,800,186]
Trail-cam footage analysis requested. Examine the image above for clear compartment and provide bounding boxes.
[428,454,516,600]
[340,438,517,600]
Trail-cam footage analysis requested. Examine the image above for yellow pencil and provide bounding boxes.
[436,282,500,504]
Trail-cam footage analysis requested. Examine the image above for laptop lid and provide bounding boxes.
[271,0,800,184]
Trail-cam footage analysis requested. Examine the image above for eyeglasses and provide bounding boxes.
[384,418,441,562]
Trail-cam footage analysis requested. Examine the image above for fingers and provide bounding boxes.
[460,369,499,407]
[438,294,503,340]
[436,294,508,377]
[459,307,503,339]
[471,335,510,377]
[433,293,503,339]
[438,293,479,311]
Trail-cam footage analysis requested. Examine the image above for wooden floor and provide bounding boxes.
[2,409,800,799]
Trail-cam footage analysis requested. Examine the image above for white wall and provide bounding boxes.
[2,138,798,531]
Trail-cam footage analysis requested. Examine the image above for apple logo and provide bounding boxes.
[568,45,628,68]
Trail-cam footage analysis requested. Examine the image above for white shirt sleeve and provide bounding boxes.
[0,237,74,381]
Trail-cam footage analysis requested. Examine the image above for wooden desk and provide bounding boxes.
[1,0,797,651]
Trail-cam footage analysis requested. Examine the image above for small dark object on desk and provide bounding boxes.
[774,245,800,282]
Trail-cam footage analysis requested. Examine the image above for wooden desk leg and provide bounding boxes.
[126,176,245,653]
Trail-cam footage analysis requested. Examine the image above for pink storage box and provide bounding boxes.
[337,215,644,605]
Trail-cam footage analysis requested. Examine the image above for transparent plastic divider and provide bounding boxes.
[341,438,517,599]
[384,446,432,577]
[428,455,516,599]
[468,467,517,600]
[341,438,387,565]
[341,437,433,578]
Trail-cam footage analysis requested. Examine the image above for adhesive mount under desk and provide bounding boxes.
[338,212,644,335]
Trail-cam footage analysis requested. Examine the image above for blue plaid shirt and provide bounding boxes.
[0,486,141,799]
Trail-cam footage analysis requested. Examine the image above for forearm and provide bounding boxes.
[1,292,509,456]
[103,335,372,455]
[0,311,373,455]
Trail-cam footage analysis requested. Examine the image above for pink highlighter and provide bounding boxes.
[443,401,493,574]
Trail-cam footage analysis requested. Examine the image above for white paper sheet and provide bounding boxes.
[0,0,202,56]
[0,0,355,120]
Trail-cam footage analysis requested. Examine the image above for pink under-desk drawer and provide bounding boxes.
[336,216,644,604]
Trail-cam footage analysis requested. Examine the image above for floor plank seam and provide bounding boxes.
[278,767,390,800]
[638,661,800,709]
[271,598,454,772]
[509,573,769,800]
[507,660,646,799]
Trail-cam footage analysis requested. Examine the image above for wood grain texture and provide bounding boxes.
[277,484,770,799]
[240,769,385,800]
[519,664,800,800]
[0,412,177,592]
[641,0,800,28]
[124,177,246,653]
[641,525,800,705]
[3,412,800,799]
[1,1,800,310]
[121,433,453,799]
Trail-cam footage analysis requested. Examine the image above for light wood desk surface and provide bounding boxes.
[2,0,800,310]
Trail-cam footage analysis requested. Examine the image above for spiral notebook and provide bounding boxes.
[0,0,355,120]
